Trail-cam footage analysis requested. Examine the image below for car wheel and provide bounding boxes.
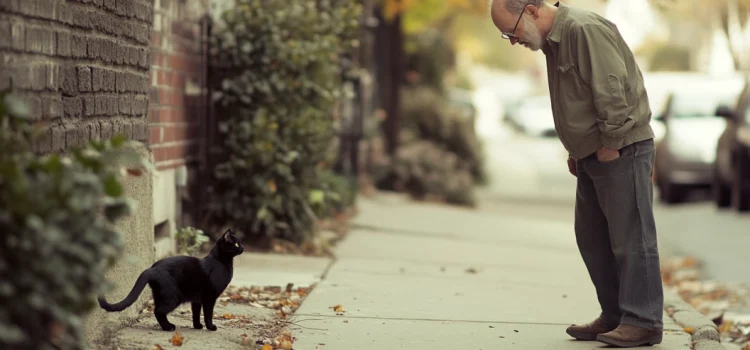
[732,163,750,212]
[660,180,685,204]
[713,169,732,209]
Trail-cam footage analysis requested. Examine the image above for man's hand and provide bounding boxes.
[567,156,577,177]
[596,147,620,162]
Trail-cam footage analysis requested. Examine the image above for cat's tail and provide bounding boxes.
[98,269,152,312]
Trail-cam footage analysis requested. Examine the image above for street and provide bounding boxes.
[475,114,750,286]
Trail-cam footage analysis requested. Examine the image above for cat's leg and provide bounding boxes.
[153,295,181,331]
[191,302,203,329]
[202,298,218,331]
[154,311,175,331]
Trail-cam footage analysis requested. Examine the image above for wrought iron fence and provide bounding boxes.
[333,56,368,190]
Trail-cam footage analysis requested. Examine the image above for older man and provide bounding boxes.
[488,0,663,348]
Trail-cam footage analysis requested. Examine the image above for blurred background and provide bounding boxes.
[358,0,750,285]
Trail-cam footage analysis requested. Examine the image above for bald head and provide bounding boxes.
[490,0,546,17]
[489,0,556,51]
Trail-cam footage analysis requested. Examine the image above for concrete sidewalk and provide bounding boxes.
[289,193,692,349]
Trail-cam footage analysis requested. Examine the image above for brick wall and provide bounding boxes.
[0,0,153,151]
[149,0,207,171]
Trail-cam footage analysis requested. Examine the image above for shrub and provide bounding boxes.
[313,170,357,218]
[207,0,361,244]
[391,140,476,206]
[400,86,486,184]
[0,90,150,350]
[175,226,211,256]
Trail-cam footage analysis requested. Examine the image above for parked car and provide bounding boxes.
[654,82,744,204]
[504,95,557,138]
[642,72,715,146]
[713,78,750,212]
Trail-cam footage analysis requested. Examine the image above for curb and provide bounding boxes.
[663,288,724,349]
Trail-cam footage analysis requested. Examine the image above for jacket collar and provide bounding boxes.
[546,1,569,43]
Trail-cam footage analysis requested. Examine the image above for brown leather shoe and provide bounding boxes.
[596,324,663,347]
[566,317,618,341]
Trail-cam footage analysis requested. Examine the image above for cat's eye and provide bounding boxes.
[234,243,240,248]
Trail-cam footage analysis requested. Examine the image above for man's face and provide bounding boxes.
[491,4,544,51]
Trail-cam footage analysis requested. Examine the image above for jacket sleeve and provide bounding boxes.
[573,23,635,150]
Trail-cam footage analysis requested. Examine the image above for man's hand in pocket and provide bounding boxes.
[567,156,577,177]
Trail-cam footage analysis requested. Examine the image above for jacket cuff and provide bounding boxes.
[600,134,625,150]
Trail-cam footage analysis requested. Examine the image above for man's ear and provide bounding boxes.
[527,5,540,19]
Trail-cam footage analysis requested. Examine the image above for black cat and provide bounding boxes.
[98,229,244,331]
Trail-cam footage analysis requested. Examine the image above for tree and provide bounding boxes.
[649,0,750,70]
[373,0,488,155]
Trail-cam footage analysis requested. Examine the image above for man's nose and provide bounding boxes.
[510,37,519,45]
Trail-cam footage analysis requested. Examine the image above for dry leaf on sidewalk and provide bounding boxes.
[276,331,295,349]
[262,344,273,350]
[152,345,164,350]
[466,267,478,274]
[330,304,345,313]
[170,331,184,346]
[240,334,253,346]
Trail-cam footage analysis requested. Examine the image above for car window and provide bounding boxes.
[672,92,738,118]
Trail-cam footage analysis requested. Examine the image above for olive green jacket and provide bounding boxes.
[543,2,654,160]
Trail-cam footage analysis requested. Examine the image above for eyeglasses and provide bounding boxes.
[501,6,527,40]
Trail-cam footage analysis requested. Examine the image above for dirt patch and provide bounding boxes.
[104,285,317,349]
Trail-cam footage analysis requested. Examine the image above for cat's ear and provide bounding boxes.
[222,229,232,241]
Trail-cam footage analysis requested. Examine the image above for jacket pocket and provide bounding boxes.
[556,63,597,141]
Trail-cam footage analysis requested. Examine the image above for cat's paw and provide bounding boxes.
[206,324,217,331]
[161,323,176,332]
[193,323,203,330]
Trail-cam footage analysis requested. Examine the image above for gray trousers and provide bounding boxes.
[574,139,663,330]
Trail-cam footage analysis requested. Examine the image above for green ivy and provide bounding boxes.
[207,0,361,244]
[0,90,151,350]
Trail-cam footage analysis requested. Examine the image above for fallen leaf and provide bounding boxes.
[279,339,293,349]
[230,294,243,300]
[223,313,234,319]
[330,304,345,313]
[268,179,277,193]
[684,327,695,334]
[170,331,184,346]
[683,256,697,268]
[466,267,478,274]
[152,346,165,350]
[719,320,734,333]
[262,344,273,350]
